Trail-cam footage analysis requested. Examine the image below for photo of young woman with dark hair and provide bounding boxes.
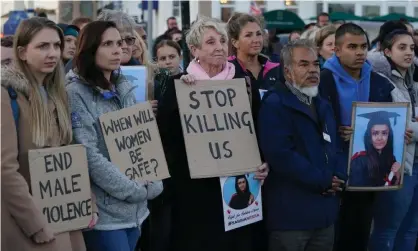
[229,175,255,210]
[349,111,402,187]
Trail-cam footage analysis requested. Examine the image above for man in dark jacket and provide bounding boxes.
[259,39,345,251]
[319,23,394,251]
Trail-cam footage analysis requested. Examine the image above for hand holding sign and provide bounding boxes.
[32,228,55,244]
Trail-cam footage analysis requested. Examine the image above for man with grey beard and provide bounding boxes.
[258,39,345,251]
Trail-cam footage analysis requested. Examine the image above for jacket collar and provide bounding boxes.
[276,82,327,131]
[186,59,235,80]
[231,55,280,79]
[66,69,135,100]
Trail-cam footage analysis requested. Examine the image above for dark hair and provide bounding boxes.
[74,21,120,90]
[235,175,250,195]
[167,16,176,24]
[37,12,47,18]
[71,17,93,29]
[372,21,407,48]
[335,23,366,46]
[381,29,413,52]
[167,28,182,39]
[317,12,329,22]
[227,12,263,55]
[304,23,316,31]
[364,119,394,184]
[288,30,301,40]
[155,39,181,57]
[1,36,14,48]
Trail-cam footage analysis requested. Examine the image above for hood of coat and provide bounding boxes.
[367,50,392,78]
[1,66,31,97]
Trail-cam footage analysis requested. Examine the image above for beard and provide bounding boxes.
[294,85,319,97]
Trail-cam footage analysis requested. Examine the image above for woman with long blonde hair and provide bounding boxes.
[1,17,97,251]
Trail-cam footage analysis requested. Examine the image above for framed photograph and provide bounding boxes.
[120,66,147,102]
[347,102,410,191]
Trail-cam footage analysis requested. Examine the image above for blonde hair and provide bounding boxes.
[13,17,72,147]
[315,25,337,49]
[186,15,228,50]
[133,30,149,64]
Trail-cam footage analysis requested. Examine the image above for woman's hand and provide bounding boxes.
[391,162,401,174]
[254,163,269,185]
[405,128,413,144]
[180,74,197,85]
[339,126,353,141]
[88,213,99,229]
[32,228,55,244]
[150,100,158,116]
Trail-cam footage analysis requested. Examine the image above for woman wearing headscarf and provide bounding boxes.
[229,175,254,210]
[157,16,269,251]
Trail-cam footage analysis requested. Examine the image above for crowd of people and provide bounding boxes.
[1,8,418,251]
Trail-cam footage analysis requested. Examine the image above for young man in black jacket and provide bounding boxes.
[319,23,394,251]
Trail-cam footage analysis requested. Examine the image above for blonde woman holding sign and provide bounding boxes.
[1,17,98,251]
[157,16,269,251]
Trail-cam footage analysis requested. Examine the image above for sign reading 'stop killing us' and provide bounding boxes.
[99,102,170,181]
[28,145,92,234]
[175,79,262,178]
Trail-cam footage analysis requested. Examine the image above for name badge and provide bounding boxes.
[323,132,331,143]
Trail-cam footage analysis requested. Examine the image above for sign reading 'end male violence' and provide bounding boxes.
[29,145,92,234]
[99,102,169,181]
[175,79,262,178]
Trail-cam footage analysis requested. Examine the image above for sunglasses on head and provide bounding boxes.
[122,36,136,45]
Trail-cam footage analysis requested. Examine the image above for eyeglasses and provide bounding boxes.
[122,36,136,46]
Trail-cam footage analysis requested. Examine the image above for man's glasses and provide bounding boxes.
[122,36,136,46]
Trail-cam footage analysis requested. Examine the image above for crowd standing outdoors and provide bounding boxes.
[1,7,418,251]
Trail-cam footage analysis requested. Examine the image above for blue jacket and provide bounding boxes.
[319,64,393,169]
[258,83,342,231]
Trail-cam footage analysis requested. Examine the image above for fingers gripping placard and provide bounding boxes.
[175,79,262,178]
[29,145,92,234]
[99,102,169,181]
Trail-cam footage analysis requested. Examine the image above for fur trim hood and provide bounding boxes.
[1,66,31,97]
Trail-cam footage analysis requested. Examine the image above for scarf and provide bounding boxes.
[186,59,236,80]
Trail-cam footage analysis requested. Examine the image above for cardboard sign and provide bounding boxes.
[29,145,92,234]
[175,79,262,178]
[99,102,170,181]
[220,173,263,231]
[121,66,147,102]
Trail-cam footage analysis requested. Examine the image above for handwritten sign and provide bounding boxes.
[29,145,92,234]
[99,102,169,181]
[220,173,263,231]
[121,66,147,102]
[175,79,262,178]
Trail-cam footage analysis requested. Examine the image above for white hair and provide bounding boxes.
[97,9,136,34]
[186,16,228,49]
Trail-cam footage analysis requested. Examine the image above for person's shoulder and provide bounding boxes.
[351,151,367,161]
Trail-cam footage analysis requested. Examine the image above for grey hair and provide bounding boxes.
[280,39,317,69]
[97,9,136,34]
[186,15,228,49]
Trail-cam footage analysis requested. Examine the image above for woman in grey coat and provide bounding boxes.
[367,29,418,251]
[66,21,162,251]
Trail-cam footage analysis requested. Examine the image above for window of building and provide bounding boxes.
[362,5,380,18]
[388,6,406,14]
[220,0,234,22]
[328,4,354,15]
[255,0,266,13]
[173,0,180,17]
[316,3,324,15]
[415,7,418,18]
